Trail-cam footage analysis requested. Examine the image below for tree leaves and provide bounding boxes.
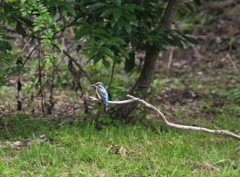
[93,52,103,64]
[122,12,138,26]
[65,4,75,16]
[102,38,126,46]
[58,5,65,17]
[100,8,113,17]
[116,47,129,59]
[153,40,163,51]
[171,35,184,49]
[131,38,138,49]
[17,17,33,27]
[182,35,199,44]
[88,47,99,59]
[101,47,114,57]
[122,4,144,11]
[0,12,7,20]
[73,0,199,72]
[108,0,121,6]
[124,21,132,33]
[16,21,24,34]
[93,29,110,37]
[1,41,12,51]
[113,8,121,22]
[194,0,202,6]
[117,17,124,30]
[88,2,107,11]
[183,2,194,14]
[74,27,90,41]
[50,6,56,19]
[124,52,135,73]
[103,60,110,69]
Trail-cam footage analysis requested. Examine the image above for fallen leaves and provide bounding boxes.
[118,146,128,157]
[106,140,156,157]
[194,162,220,173]
[0,134,47,149]
[106,144,128,157]
[147,140,152,145]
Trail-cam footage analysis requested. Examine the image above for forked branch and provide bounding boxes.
[89,95,240,141]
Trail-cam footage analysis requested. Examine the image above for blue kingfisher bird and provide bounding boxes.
[90,82,109,106]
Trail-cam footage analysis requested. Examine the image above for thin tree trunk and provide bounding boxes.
[160,0,183,29]
[111,50,159,121]
[111,0,182,121]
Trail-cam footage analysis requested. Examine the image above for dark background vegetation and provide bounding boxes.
[0,0,239,123]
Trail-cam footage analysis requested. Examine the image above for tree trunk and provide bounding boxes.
[111,50,159,121]
[111,0,182,121]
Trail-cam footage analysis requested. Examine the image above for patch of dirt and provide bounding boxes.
[149,1,240,125]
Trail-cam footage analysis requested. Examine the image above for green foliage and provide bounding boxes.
[20,0,62,73]
[221,87,240,103]
[0,28,18,86]
[71,0,199,74]
[0,0,200,83]
[0,0,202,115]
[98,113,112,124]
[0,0,63,83]
[0,114,48,140]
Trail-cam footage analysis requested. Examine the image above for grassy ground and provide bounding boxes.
[0,115,239,176]
[0,52,239,176]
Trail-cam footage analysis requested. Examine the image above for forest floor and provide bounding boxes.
[0,1,240,176]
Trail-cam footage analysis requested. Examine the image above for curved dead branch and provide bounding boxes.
[89,96,138,104]
[90,95,240,141]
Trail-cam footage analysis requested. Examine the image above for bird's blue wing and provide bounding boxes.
[97,86,108,106]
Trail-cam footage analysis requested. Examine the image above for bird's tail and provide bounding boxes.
[105,100,108,106]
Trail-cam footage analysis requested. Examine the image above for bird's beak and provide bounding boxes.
[89,84,96,87]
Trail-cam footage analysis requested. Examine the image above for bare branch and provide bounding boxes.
[17,42,41,76]
[126,95,240,141]
[89,96,138,104]
[18,38,32,57]
[168,46,174,69]
[226,53,239,72]
[52,44,93,84]
[89,95,240,140]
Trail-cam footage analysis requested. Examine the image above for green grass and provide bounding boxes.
[0,119,239,176]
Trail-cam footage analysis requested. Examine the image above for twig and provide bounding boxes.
[53,44,93,84]
[226,53,239,72]
[191,44,204,59]
[16,42,41,75]
[89,95,240,141]
[168,47,174,69]
[18,38,32,57]
[107,60,115,90]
